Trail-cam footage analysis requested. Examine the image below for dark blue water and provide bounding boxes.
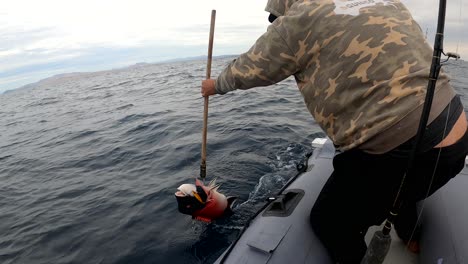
[1,58,467,264]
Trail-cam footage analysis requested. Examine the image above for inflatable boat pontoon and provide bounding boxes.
[215,138,468,264]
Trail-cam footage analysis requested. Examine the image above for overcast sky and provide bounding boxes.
[0,0,466,93]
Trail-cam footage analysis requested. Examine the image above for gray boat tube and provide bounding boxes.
[214,139,468,263]
[215,139,336,264]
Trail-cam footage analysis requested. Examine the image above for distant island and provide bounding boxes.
[3,55,465,95]
[2,55,237,95]
[161,54,237,63]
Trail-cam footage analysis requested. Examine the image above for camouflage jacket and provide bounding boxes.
[215,0,455,153]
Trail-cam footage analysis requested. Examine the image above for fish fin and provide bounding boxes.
[208,178,217,188]
[227,196,237,208]
[210,184,221,192]
[195,178,204,187]
[224,196,237,216]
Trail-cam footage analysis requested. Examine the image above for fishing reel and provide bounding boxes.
[442,51,461,63]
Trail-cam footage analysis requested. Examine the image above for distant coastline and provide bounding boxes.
[2,55,465,95]
[1,55,238,95]
[160,54,237,63]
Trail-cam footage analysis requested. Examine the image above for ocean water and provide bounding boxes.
[0,58,467,264]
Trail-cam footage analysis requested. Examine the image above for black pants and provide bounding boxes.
[310,130,468,264]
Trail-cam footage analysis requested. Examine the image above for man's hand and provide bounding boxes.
[201,79,216,97]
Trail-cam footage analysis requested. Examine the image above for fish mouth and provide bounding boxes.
[174,190,205,204]
[192,191,205,204]
[175,191,187,197]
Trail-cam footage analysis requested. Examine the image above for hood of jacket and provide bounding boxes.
[264,0,300,17]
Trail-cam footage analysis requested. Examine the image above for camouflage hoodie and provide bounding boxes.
[215,0,455,153]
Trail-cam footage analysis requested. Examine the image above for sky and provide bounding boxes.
[0,0,466,93]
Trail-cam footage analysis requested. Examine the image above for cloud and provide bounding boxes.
[0,0,466,93]
[402,0,467,55]
[0,0,271,92]
[0,43,250,92]
[0,49,22,57]
[0,27,57,51]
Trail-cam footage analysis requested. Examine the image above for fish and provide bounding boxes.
[175,178,236,222]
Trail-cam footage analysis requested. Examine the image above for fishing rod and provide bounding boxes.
[362,0,461,263]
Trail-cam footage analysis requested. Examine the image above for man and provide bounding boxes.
[201,0,468,262]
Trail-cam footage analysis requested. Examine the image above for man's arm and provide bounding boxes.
[207,23,298,96]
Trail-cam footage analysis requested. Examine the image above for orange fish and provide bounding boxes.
[175,179,236,222]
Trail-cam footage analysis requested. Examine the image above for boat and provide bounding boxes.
[211,0,465,262]
[214,138,468,263]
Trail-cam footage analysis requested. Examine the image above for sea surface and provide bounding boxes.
[1,58,467,264]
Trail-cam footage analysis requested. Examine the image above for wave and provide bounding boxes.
[1,57,466,264]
